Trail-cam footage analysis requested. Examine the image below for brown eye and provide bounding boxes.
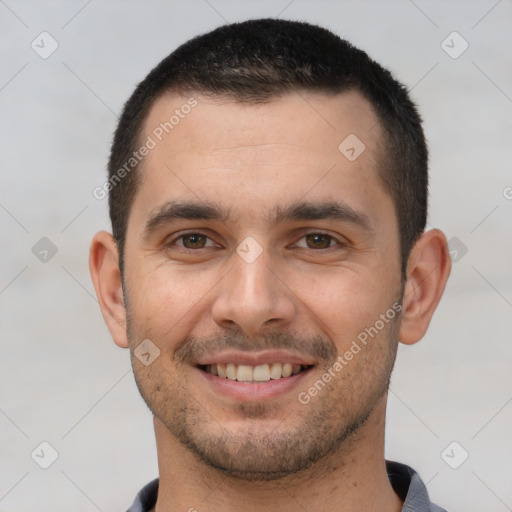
[179,233,208,249]
[304,233,334,249]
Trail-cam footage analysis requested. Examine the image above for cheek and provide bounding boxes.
[287,268,392,341]
[125,262,221,345]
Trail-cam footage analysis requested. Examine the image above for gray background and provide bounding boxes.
[1,1,511,511]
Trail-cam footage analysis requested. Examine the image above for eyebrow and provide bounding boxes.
[142,199,374,239]
[143,200,232,237]
[269,201,374,231]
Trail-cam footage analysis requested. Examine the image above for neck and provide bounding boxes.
[153,399,401,512]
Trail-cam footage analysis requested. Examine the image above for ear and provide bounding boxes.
[89,231,129,348]
[398,229,451,345]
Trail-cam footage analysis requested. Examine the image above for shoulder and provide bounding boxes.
[125,478,159,512]
[386,461,448,512]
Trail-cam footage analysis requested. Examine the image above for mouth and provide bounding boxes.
[198,362,314,382]
[193,351,316,401]
[193,350,316,401]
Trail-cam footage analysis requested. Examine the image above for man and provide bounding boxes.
[89,18,451,512]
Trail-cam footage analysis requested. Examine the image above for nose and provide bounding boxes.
[211,249,296,337]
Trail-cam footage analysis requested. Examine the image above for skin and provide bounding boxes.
[90,90,451,512]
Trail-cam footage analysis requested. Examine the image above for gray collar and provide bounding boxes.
[126,461,447,512]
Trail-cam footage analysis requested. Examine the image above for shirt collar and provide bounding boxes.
[126,461,446,512]
[387,461,447,512]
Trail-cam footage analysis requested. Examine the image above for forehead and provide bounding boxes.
[132,90,388,224]
[143,89,380,159]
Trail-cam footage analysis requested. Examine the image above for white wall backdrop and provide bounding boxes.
[1,1,511,511]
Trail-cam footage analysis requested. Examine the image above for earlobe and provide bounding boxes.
[89,231,129,348]
[398,229,451,345]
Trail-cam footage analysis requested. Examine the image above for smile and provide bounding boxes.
[193,350,316,400]
[199,363,312,382]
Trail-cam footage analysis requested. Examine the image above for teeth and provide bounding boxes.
[237,364,254,382]
[270,363,282,379]
[204,362,307,381]
[282,363,292,378]
[226,363,236,380]
[253,364,270,381]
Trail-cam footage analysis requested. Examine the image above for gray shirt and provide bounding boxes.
[126,461,447,512]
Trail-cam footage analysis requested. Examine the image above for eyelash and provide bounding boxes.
[166,231,345,252]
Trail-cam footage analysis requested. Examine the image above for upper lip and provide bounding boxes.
[194,350,316,367]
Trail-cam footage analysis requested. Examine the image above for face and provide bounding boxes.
[122,91,403,479]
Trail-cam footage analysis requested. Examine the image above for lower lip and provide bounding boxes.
[195,367,313,401]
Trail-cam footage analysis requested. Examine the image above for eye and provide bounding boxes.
[172,233,216,249]
[295,233,339,250]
